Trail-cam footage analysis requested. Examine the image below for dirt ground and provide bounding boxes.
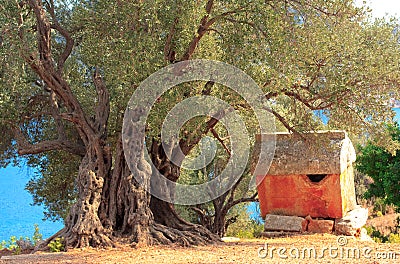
[1,234,400,264]
[1,213,399,264]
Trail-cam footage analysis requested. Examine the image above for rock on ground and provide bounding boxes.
[335,207,368,236]
[264,214,307,232]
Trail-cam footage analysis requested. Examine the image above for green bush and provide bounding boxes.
[0,224,43,253]
[0,226,66,253]
[388,233,400,243]
[0,236,24,254]
[356,124,400,210]
[32,224,43,245]
[365,225,400,243]
[0,240,7,250]
[48,237,65,252]
[226,219,264,239]
[234,229,255,239]
[364,225,374,236]
[0,236,18,251]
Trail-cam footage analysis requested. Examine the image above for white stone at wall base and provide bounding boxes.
[335,207,368,236]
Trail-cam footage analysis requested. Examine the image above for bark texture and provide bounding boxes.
[100,136,155,246]
[62,145,113,248]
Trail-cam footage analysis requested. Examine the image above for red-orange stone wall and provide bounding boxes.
[257,174,345,218]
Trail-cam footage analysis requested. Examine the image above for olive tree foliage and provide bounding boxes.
[25,151,79,221]
[1,0,400,248]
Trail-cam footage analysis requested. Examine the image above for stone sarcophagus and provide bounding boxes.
[255,131,357,219]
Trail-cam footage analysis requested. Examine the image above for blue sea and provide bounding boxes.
[395,108,400,123]
[0,166,63,242]
[0,109,399,242]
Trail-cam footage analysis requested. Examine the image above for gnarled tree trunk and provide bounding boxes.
[148,139,220,245]
[61,143,113,248]
[100,136,154,246]
[99,133,220,247]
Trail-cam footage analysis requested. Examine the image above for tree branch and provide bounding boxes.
[180,1,244,61]
[27,0,70,106]
[224,17,270,41]
[22,93,67,141]
[202,81,214,95]
[13,126,85,157]
[47,0,74,73]
[49,89,67,140]
[21,111,52,121]
[26,0,98,147]
[226,172,247,206]
[191,206,206,216]
[92,68,110,138]
[179,106,234,155]
[224,214,238,231]
[191,205,212,229]
[284,91,325,110]
[223,192,258,215]
[164,17,178,63]
[180,0,213,61]
[18,139,86,156]
[210,128,231,156]
[28,81,69,140]
[262,105,302,137]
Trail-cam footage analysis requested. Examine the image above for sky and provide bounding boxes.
[356,0,400,18]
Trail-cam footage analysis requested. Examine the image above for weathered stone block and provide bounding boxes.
[306,217,334,233]
[253,131,355,176]
[335,207,368,236]
[264,214,307,232]
[257,174,348,218]
[255,131,357,219]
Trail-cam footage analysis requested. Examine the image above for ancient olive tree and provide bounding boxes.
[1,0,400,248]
